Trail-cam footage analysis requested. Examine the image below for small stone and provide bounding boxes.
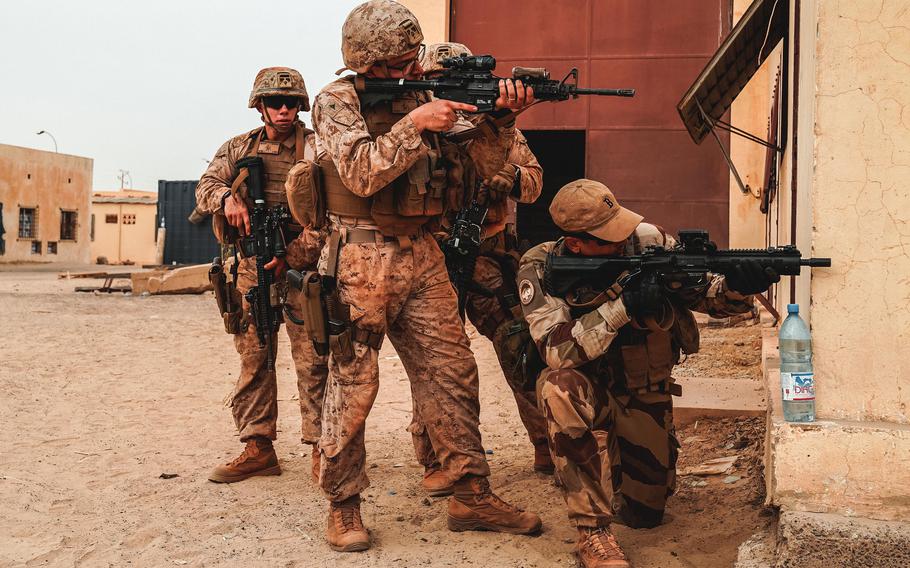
[723,475,741,484]
[422,498,431,506]
[370,463,378,469]
[485,449,494,455]
[388,490,397,496]
[693,480,708,487]
[393,463,404,468]
[395,515,405,521]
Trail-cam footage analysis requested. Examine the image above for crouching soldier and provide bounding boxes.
[517,179,778,567]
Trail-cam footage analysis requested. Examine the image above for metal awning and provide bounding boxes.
[678,0,788,144]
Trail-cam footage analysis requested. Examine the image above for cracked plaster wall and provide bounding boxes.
[811,0,910,424]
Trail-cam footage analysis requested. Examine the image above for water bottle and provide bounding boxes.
[779,304,815,422]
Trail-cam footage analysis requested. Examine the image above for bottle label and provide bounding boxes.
[781,372,815,401]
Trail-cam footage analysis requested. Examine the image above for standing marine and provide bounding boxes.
[310,0,542,552]
[518,179,778,567]
[409,42,553,498]
[196,67,328,485]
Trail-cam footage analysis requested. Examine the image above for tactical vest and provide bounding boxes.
[319,90,448,236]
[241,124,308,209]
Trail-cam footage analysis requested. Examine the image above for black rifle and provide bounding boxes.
[236,156,290,372]
[443,200,489,319]
[354,55,634,113]
[545,229,831,301]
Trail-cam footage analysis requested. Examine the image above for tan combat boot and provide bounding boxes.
[576,527,631,568]
[208,438,281,483]
[447,475,542,534]
[533,441,555,474]
[326,495,370,552]
[310,443,321,484]
[421,466,454,497]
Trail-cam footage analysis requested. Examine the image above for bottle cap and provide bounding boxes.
[787,303,799,314]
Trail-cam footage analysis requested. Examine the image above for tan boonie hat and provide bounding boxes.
[549,179,643,242]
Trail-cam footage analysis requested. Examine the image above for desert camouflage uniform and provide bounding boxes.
[519,223,754,528]
[196,125,328,444]
[312,77,515,501]
[411,130,549,470]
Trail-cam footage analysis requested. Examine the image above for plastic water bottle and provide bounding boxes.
[779,304,815,422]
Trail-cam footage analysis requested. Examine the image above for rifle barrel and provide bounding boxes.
[802,258,832,267]
[574,88,636,97]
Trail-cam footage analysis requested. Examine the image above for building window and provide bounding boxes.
[47,241,57,254]
[105,214,118,224]
[91,214,95,241]
[60,210,78,241]
[31,241,42,254]
[123,213,136,225]
[19,208,37,239]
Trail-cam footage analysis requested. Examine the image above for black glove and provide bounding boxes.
[724,259,781,295]
[621,278,663,318]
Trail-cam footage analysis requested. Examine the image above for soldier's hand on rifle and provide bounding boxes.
[724,259,780,295]
[264,256,288,279]
[224,194,251,236]
[496,79,536,111]
[410,99,478,133]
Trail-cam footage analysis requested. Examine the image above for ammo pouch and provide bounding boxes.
[285,159,325,229]
[619,332,680,396]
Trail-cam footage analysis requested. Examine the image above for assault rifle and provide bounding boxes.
[443,200,489,319]
[354,55,634,114]
[544,229,831,300]
[236,156,290,372]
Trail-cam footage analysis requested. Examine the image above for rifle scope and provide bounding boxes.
[441,55,496,72]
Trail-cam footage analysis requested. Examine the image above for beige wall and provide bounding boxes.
[728,0,779,249]
[399,0,448,44]
[810,0,909,424]
[0,144,92,263]
[90,194,158,265]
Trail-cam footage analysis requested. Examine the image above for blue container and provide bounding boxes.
[779,304,815,422]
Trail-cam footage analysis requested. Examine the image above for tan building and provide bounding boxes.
[90,189,158,265]
[0,144,93,264]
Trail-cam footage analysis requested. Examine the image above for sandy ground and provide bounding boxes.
[0,265,771,567]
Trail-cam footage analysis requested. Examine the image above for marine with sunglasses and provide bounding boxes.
[196,67,328,486]
[310,0,542,553]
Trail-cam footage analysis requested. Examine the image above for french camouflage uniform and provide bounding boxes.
[518,223,754,529]
[311,73,517,502]
[196,120,328,445]
[410,129,550,471]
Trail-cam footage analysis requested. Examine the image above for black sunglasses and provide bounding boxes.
[263,96,300,110]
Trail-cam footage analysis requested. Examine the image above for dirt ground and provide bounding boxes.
[0,266,772,567]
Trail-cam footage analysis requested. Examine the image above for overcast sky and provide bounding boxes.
[0,0,363,191]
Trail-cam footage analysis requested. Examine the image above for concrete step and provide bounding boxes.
[673,376,767,426]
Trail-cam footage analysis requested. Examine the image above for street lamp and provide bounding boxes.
[36,130,58,153]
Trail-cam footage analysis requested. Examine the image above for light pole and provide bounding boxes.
[36,130,57,153]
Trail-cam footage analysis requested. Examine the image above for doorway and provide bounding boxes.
[517,130,586,247]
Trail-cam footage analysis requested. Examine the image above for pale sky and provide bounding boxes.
[0,0,364,191]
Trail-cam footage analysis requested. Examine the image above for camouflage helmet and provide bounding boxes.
[420,42,472,74]
[340,0,424,74]
[248,67,310,111]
